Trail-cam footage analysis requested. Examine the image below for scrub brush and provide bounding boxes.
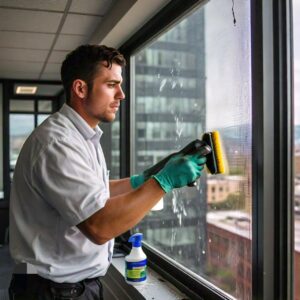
[143,130,227,185]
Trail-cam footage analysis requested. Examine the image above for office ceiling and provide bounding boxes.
[0,0,119,81]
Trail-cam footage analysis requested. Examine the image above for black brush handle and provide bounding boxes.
[143,140,204,178]
[143,140,211,187]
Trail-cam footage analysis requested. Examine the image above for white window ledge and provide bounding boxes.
[111,257,188,300]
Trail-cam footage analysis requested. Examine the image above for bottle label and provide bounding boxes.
[125,259,147,282]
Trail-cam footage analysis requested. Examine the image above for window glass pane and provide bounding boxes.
[111,118,120,179]
[38,114,50,126]
[10,100,34,112]
[38,100,52,112]
[293,1,300,299]
[9,114,34,173]
[131,0,251,298]
[100,113,120,179]
[99,111,122,179]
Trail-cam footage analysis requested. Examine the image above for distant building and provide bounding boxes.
[295,217,300,300]
[207,174,252,214]
[296,184,300,214]
[207,175,244,203]
[134,7,208,271]
[206,211,251,299]
[207,210,300,300]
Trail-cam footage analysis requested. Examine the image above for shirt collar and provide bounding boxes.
[60,104,103,143]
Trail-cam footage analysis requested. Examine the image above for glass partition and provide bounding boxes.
[131,0,251,298]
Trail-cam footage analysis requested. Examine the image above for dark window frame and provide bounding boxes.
[118,0,294,299]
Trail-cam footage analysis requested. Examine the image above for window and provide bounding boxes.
[37,114,50,126]
[10,100,34,112]
[38,100,52,113]
[293,1,300,299]
[9,114,34,178]
[100,113,120,179]
[9,99,54,181]
[131,0,251,298]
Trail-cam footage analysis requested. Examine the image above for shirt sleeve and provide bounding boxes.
[32,137,108,226]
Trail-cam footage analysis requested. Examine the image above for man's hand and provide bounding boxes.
[153,153,206,193]
[130,153,176,189]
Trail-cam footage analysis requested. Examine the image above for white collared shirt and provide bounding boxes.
[9,104,114,283]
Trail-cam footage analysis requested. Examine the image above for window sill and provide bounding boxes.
[110,257,188,300]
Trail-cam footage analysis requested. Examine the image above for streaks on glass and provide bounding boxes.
[158,60,182,93]
[159,78,167,92]
[156,57,191,249]
[174,115,185,141]
[171,189,187,226]
[196,178,204,192]
[171,227,177,249]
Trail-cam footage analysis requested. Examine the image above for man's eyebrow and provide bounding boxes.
[106,79,121,83]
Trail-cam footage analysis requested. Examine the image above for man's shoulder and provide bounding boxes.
[21,112,83,160]
[35,111,81,143]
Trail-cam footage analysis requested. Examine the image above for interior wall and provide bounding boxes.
[0,83,3,195]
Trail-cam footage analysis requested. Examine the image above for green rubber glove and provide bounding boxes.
[130,152,177,189]
[130,174,145,189]
[153,154,206,193]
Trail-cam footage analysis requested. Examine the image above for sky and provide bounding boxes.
[205,0,251,130]
[205,0,300,128]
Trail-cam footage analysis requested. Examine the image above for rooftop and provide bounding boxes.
[207,210,300,252]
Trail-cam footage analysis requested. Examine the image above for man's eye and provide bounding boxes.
[108,83,115,88]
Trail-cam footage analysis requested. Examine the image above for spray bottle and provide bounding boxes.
[125,233,147,285]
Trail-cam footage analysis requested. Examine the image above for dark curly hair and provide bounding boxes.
[61,44,126,103]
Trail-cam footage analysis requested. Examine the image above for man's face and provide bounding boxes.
[84,62,125,124]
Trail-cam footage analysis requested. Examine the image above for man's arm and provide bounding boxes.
[77,178,164,244]
[77,153,206,245]
[109,178,132,197]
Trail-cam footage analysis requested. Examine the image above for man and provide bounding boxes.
[9,45,206,299]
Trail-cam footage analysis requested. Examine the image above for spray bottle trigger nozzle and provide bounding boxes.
[128,233,143,247]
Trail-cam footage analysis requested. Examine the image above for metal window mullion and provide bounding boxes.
[34,99,38,127]
[252,1,294,300]
[252,0,276,299]
[3,81,12,202]
[273,0,294,299]
[119,53,131,179]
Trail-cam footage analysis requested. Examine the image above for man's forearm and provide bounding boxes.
[109,178,133,197]
[77,179,165,244]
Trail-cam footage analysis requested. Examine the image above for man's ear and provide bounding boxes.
[72,79,88,100]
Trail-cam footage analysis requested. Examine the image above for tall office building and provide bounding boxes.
[132,8,208,273]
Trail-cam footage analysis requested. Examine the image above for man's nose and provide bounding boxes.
[117,86,125,100]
